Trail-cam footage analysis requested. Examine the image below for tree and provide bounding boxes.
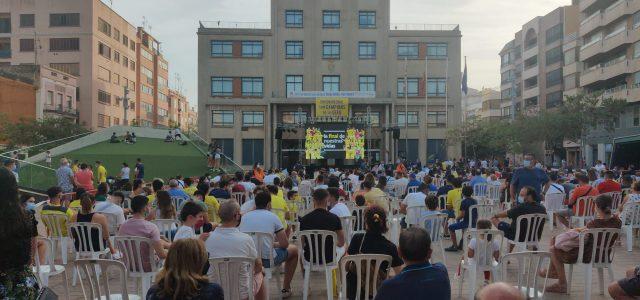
[0,116,89,154]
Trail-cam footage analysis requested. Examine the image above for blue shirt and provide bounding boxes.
[209,188,231,199]
[459,197,478,226]
[436,185,452,196]
[511,167,549,200]
[375,262,450,300]
[167,188,190,200]
[407,179,421,188]
[56,165,74,193]
[135,163,145,179]
[147,282,223,300]
[469,175,487,187]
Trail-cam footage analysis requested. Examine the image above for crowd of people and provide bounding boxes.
[1,153,640,300]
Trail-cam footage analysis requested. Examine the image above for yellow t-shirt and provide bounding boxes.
[71,164,79,173]
[41,204,75,236]
[204,195,220,223]
[446,188,463,216]
[270,193,289,229]
[69,200,81,210]
[184,186,198,196]
[97,165,107,183]
[364,188,388,212]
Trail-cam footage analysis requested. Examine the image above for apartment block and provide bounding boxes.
[168,89,193,131]
[198,0,462,169]
[0,0,171,130]
[462,87,501,121]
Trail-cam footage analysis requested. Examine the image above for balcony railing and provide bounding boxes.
[199,21,271,29]
[43,105,77,116]
[390,23,459,31]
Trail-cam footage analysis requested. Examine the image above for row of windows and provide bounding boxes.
[285,10,377,29]
[98,42,136,71]
[211,77,264,97]
[97,17,136,51]
[0,13,80,33]
[211,41,263,58]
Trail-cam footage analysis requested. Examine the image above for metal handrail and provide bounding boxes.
[0,131,92,156]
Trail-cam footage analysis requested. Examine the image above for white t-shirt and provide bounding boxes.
[240,199,256,215]
[173,225,196,241]
[121,167,130,180]
[330,202,351,218]
[205,227,258,300]
[238,209,283,259]
[402,192,427,224]
[240,181,256,193]
[348,174,359,188]
[468,237,500,266]
[95,201,126,232]
[314,184,329,190]
[45,153,52,163]
[545,183,565,196]
[264,174,278,185]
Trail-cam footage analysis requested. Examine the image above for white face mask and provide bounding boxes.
[517,196,524,203]
[522,160,531,167]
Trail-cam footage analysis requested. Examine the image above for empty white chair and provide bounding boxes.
[469,204,494,229]
[151,219,179,241]
[352,206,367,235]
[571,196,596,228]
[567,228,621,300]
[339,216,356,246]
[501,251,551,299]
[297,230,339,300]
[507,214,546,252]
[458,229,504,299]
[621,202,640,252]
[245,231,282,300]
[209,256,255,300]
[41,213,71,264]
[75,258,140,300]
[406,206,429,227]
[68,222,111,286]
[419,213,448,265]
[338,254,392,300]
[486,185,501,203]
[113,236,159,298]
[33,237,69,300]
[543,192,566,230]
[473,183,488,199]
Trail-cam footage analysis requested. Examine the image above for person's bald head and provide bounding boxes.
[475,282,524,300]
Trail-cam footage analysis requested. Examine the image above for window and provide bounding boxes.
[141,84,153,95]
[212,110,234,126]
[634,11,640,29]
[634,106,640,127]
[241,77,263,97]
[211,40,233,57]
[427,111,447,127]
[98,90,111,105]
[19,39,34,52]
[0,38,9,58]
[50,63,79,76]
[122,56,129,67]
[524,76,538,89]
[546,68,562,87]
[286,75,303,95]
[141,102,153,112]
[545,23,563,44]
[50,38,80,51]
[397,111,418,126]
[546,91,563,109]
[130,61,135,71]
[397,78,419,97]
[398,139,419,162]
[242,111,264,126]
[0,13,9,33]
[285,10,303,28]
[213,139,234,158]
[158,77,168,90]
[427,43,447,58]
[113,29,120,41]
[112,73,120,85]
[322,41,340,59]
[20,14,34,28]
[322,75,340,92]
[359,76,376,92]
[47,91,54,105]
[98,18,111,36]
[634,41,640,59]
[546,46,563,65]
[141,67,153,84]
[427,78,447,97]
[564,49,576,64]
[141,48,153,61]
[242,139,264,166]
[358,42,376,59]
[98,42,111,59]
[130,41,135,51]
[282,111,307,124]
[158,108,168,117]
[98,66,110,82]
[241,41,263,58]
[635,71,640,86]
[97,114,111,128]
[354,111,380,126]
[359,11,376,28]
[323,10,340,28]
[50,13,80,27]
[123,35,129,47]
[525,96,538,107]
[398,42,419,59]
[427,139,447,161]
[113,51,120,63]
[211,77,233,96]
[524,56,537,69]
[159,60,168,71]
[285,41,303,58]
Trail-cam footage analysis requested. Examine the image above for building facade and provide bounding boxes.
[0,0,174,130]
[168,89,193,131]
[462,87,500,121]
[198,0,462,169]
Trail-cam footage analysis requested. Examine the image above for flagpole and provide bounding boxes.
[445,56,449,128]
[404,57,408,162]
[425,54,428,163]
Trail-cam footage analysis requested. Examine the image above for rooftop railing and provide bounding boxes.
[199,21,271,29]
[390,23,458,31]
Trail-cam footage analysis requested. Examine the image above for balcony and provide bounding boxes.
[602,58,631,79]
[580,66,603,86]
[580,39,603,60]
[602,29,630,53]
[603,0,627,26]
[522,86,539,100]
[523,44,538,60]
[43,105,77,118]
[602,84,629,101]
[579,11,602,37]
[630,85,640,103]
[580,0,599,12]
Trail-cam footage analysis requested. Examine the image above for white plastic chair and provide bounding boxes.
[507,214,547,252]
[567,228,621,300]
[33,237,69,300]
[75,258,140,300]
[486,185,501,202]
[41,213,71,264]
[406,206,429,227]
[407,186,418,194]
[571,196,597,228]
[245,231,282,300]
[438,195,447,210]
[458,229,504,299]
[338,254,392,300]
[501,251,551,299]
[473,183,488,198]
[603,191,623,212]
[621,202,640,252]
[209,256,255,300]
[419,213,448,265]
[341,180,352,193]
[151,219,179,241]
[171,196,188,213]
[68,222,110,286]
[297,230,339,300]
[469,204,494,229]
[100,211,121,236]
[352,206,367,235]
[113,236,159,298]
[232,192,246,206]
[543,192,566,230]
[339,216,356,246]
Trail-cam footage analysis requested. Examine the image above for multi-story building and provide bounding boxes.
[136,28,170,128]
[168,89,190,131]
[462,87,501,121]
[499,4,579,121]
[462,88,483,120]
[187,107,198,133]
[198,0,462,169]
[0,0,171,130]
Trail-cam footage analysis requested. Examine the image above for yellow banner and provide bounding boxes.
[315,98,349,118]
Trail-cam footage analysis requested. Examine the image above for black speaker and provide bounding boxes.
[275,128,283,140]
[393,128,400,139]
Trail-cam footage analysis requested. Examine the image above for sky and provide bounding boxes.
[108,0,572,106]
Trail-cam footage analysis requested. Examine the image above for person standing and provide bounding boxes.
[135,158,145,180]
[56,158,75,194]
[119,162,131,187]
[510,154,549,205]
[45,150,52,167]
[95,161,108,184]
[74,163,95,191]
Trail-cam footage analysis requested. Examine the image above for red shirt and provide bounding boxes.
[596,180,621,194]
[74,169,94,191]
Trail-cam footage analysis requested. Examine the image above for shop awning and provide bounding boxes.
[614,134,640,144]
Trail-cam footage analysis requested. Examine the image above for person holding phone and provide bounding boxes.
[174,202,210,242]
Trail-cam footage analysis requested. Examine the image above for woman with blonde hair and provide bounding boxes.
[147,239,223,300]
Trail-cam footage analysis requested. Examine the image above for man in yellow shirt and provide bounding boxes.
[267,185,289,231]
[41,186,75,237]
[445,178,463,217]
[363,180,389,213]
[95,161,107,184]
[183,177,197,196]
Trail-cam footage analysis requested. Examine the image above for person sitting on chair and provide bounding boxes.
[109,132,120,143]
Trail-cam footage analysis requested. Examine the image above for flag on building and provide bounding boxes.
[461,56,468,95]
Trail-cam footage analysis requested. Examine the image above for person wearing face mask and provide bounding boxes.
[510,154,550,206]
[491,186,547,252]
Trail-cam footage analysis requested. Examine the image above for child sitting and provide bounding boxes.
[466,219,500,284]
